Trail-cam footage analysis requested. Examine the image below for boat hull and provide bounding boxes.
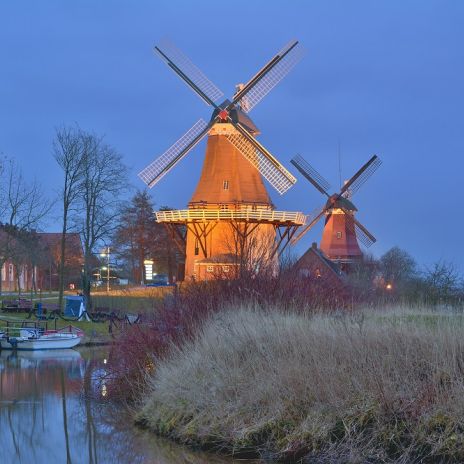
[0,334,81,350]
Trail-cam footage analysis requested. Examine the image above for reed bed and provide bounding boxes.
[138,306,464,463]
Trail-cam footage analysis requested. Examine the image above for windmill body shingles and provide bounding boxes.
[189,135,271,207]
[320,211,362,260]
[184,131,276,280]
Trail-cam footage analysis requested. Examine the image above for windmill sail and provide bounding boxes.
[225,127,296,194]
[291,155,331,196]
[155,39,224,106]
[340,155,382,196]
[233,40,304,113]
[342,211,376,248]
[353,217,376,247]
[139,119,210,188]
[291,207,326,244]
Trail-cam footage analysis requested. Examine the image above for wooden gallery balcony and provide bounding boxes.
[155,209,306,226]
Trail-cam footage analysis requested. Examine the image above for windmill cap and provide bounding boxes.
[326,195,357,212]
[210,100,260,135]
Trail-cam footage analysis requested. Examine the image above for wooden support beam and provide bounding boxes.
[163,224,186,255]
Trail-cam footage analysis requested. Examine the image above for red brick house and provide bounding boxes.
[294,242,351,303]
[0,231,83,292]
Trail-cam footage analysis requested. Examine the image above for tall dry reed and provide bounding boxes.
[138,307,464,462]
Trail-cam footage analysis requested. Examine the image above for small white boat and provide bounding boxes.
[0,328,83,350]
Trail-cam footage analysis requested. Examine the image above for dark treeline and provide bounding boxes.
[347,246,464,307]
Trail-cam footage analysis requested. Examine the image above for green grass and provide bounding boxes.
[2,286,173,314]
[0,288,175,341]
[91,287,173,313]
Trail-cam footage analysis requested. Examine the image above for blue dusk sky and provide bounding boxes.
[0,1,463,270]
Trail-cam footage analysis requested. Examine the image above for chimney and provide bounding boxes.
[311,242,318,250]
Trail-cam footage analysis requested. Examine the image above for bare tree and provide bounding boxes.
[221,221,277,280]
[380,246,417,289]
[0,158,52,295]
[76,133,129,308]
[53,125,86,309]
[424,261,462,305]
[1,158,52,229]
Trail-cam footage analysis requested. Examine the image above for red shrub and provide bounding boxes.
[106,274,360,402]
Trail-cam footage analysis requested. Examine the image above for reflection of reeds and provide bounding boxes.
[138,307,464,462]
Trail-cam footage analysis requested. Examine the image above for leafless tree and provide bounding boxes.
[380,246,417,288]
[76,133,129,308]
[0,158,52,295]
[222,221,277,280]
[424,260,463,304]
[1,158,52,229]
[53,125,86,308]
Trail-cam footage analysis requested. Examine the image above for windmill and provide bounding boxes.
[290,154,382,264]
[138,40,305,280]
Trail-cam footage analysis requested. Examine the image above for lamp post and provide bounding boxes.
[100,247,110,293]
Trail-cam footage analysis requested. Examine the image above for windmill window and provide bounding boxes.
[194,239,199,256]
[207,265,214,273]
[223,265,230,273]
[336,231,342,239]
[223,180,229,190]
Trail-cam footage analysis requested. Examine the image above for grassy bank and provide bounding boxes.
[137,307,464,463]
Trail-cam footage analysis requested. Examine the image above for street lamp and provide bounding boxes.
[100,246,110,292]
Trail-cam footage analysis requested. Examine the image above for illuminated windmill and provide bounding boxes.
[139,40,305,280]
[290,154,382,263]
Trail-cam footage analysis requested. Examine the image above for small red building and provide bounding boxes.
[0,232,83,293]
[294,242,351,303]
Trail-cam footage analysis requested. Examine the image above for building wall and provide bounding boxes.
[1,260,35,292]
[0,232,84,292]
[295,244,348,294]
[184,127,276,281]
[320,209,362,260]
[185,218,276,281]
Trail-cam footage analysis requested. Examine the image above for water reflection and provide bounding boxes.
[0,348,254,464]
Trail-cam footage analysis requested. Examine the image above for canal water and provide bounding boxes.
[0,348,254,464]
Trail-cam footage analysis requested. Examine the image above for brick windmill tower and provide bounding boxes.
[290,154,381,265]
[139,40,305,280]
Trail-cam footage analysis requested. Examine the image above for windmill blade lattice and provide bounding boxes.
[291,154,331,196]
[353,217,376,247]
[139,119,210,188]
[233,40,304,113]
[225,127,296,194]
[155,39,224,106]
[342,210,376,248]
[143,39,301,190]
[291,207,326,244]
[341,155,382,196]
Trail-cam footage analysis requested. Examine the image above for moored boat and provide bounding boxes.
[0,327,83,350]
